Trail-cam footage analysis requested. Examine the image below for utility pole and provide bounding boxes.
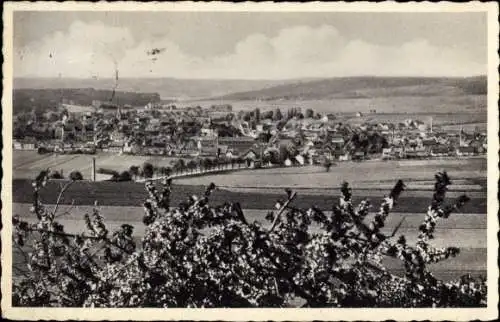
[92,157,96,181]
[459,126,463,147]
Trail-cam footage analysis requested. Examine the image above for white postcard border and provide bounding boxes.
[2,2,498,321]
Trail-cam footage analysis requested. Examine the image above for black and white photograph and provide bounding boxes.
[1,2,498,321]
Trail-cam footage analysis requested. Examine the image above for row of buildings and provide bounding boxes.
[13,101,487,165]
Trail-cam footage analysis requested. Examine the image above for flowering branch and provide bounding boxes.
[12,170,486,308]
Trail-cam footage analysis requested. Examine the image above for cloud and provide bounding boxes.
[14,21,486,79]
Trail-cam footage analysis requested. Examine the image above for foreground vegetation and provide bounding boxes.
[13,171,486,307]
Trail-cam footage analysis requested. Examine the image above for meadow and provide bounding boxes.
[13,150,181,180]
[193,95,486,116]
[175,158,487,190]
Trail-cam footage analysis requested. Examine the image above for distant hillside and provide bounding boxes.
[14,78,299,100]
[209,76,487,101]
[13,88,161,115]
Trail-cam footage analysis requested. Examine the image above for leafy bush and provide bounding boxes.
[12,172,486,307]
[97,168,119,176]
[48,170,64,179]
[142,162,154,179]
[69,171,84,181]
[112,171,132,182]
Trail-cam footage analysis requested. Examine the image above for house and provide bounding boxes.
[321,114,336,122]
[417,124,429,132]
[201,127,216,137]
[145,124,160,135]
[123,141,140,154]
[103,142,123,153]
[212,145,233,159]
[339,152,351,162]
[352,151,365,161]
[242,148,258,160]
[392,137,403,146]
[320,144,334,159]
[194,136,218,156]
[241,149,259,168]
[430,145,449,157]
[436,136,449,145]
[382,148,393,159]
[210,104,232,112]
[13,139,36,150]
[225,149,236,159]
[393,147,405,158]
[13,140,23,150]
[110,129,125,144]
[422,138,437,150]
[218,136,257,155]
[303,150,316,165]
[377,123,390,131]
[165,143,176,155]
[405,151,421,159]
[295,154,305,165]
[331,136,345,147]
[456,146,476,156]
[179,140,199,156]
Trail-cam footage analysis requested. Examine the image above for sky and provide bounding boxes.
[13,11,488,79]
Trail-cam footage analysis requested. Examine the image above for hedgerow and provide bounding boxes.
[12,171,486,307]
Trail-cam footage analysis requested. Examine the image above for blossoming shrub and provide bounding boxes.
[12,171,487,307]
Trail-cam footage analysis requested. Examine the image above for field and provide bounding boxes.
[13,151,181,180]
[11,154,489,283]
[175,158,487,190]
[439,122,488,132]
[11,178,487,213]
[193,95,486,116]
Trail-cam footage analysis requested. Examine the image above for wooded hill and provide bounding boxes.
[209,76,487,101]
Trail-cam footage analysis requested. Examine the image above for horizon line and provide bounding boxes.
[13,74,487,81]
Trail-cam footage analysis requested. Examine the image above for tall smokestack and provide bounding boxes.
[92,157,96,181]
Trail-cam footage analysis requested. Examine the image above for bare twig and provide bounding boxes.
[13,265,31,278]
[54,200,77,219]
[390,216,406,237]
[268,191,297,232]
[274,277,280,296]
[14,243,30,264]
[51,181,74,218]
[27,228,134,254]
